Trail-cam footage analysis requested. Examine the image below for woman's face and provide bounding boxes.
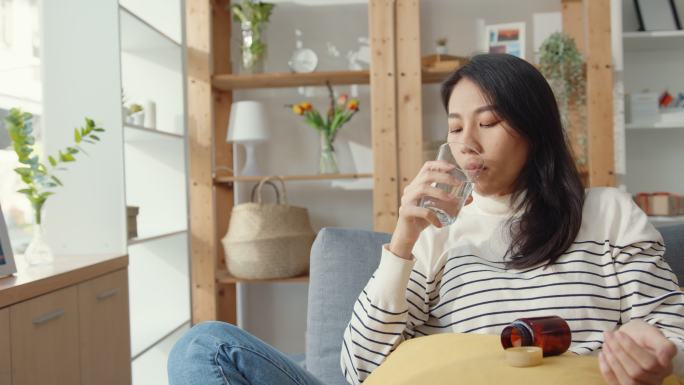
[446,77,529,196]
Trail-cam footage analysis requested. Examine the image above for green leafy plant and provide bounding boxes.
[128,103,143,116]
[230,0,275,68]
[4,108,105,224]
[539,32,587,165]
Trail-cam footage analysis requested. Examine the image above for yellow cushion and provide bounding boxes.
[364,333,683,385]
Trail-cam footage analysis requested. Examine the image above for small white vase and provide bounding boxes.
[132,112,145,126]
[24,223,54,265]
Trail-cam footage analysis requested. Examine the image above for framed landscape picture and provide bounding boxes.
[486,22,526,59]
[0,203,17,277]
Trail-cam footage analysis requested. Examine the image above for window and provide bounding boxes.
[0,0,41,253]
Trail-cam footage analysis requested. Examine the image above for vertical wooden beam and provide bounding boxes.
[369,0,400,233]
[186,0,218,324]
[212,0,237,324]
[395,0,423,194]
[562,0,588,183]
[585,0,615,186]
[562,0,586,55]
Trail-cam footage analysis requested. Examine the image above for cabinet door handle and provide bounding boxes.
[96,288,120,301]
[32,309,65,325]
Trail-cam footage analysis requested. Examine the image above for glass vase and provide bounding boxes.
[319,133,339,174]
[240,22,266,74]
[24,207,54,265]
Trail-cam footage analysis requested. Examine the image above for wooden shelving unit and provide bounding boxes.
[214,173,372,184]
[213,70,368,90]
[185,0,615,325]
[212,69,455,90]
[216,270,309,284]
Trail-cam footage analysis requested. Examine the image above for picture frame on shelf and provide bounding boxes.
[634,0,680,31]
[484,22,526,59]
[0,203,18,278]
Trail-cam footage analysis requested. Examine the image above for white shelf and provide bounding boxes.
[119,6,180,51]
[128,229,186,245]
[124,124,185,141]
[128,233,190,357]
[119,6,182,71]
[119,0,182,45]
[650,215,684,227]
[623,30,684,51]
[331,178,373,190]
[132,322,189,385]
[626,122,684,130]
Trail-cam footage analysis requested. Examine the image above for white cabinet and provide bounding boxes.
[620,27,684,226]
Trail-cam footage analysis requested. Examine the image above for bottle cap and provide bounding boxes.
[504,346,543,367]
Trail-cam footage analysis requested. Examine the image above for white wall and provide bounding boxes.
[232,0,562,354]
[41,0,126,256]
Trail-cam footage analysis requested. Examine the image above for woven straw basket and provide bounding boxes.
[222,176,315,280]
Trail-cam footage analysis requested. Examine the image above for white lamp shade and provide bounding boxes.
[227,101,270,143]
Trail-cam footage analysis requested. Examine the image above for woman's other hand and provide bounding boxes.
[599,319,678,385]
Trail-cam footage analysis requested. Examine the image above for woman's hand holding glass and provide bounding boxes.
[388,160,472,260]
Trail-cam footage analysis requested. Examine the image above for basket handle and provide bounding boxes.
[254,176,289,205]
[250,180,281,203]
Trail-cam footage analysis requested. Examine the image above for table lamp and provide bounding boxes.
[227,101,269,176]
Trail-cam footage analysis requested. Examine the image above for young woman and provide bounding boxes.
[341,54,683,385]
[167,54,683,385]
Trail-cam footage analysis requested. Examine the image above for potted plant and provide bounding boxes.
[539,32,587,165]
[436,37,448,55]
[5,108,105,264]
[127,103,144,126]
[287,82,360,174]
[230,0,275,73]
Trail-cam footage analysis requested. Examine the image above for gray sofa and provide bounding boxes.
[304,224,684,385]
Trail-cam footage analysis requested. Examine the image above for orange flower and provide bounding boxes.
[337,93,348,106]
[347,99,359,111]
[292,104,305,115]
[301,102,313,111]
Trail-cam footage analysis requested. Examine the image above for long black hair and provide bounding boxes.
[441,53,585,269]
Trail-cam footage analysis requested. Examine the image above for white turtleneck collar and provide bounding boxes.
[468,189,524,216]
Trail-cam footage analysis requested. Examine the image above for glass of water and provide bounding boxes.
[419,142,484,226]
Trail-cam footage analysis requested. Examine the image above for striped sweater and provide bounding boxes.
[340,187,684,384]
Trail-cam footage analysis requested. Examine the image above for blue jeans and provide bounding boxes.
[168,321,327,385]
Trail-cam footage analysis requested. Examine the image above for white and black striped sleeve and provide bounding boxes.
[340,244,434,384]
[612,193,684,376]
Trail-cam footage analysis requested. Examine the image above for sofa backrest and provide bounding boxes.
[306,228,389,385]
[305,224,684,385]
[659,224,684,284]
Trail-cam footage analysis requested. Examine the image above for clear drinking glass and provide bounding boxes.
[419,142,484,226]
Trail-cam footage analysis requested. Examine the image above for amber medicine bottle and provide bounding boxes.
[500,316,571,357]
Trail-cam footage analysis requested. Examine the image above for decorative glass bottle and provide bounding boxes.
[24,204,54,265]
[319,132,339,174]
